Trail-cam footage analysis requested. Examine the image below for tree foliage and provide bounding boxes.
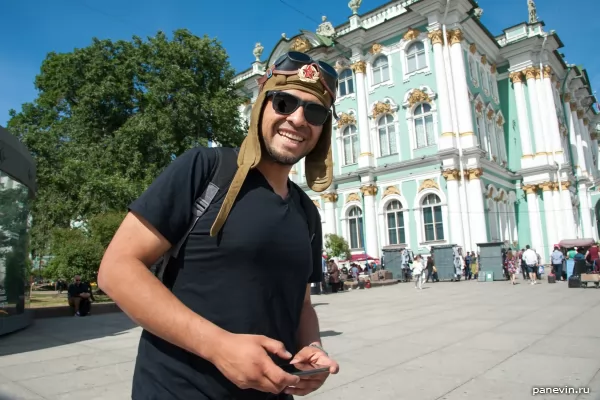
[7,29,246,256]
[324,234,352,261]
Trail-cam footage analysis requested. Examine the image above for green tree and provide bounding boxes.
[324,234,352,261]
[7,29,246,256]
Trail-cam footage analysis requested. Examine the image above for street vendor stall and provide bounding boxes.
[558,238,595,279]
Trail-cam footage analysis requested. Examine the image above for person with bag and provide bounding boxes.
[98,51,340,400]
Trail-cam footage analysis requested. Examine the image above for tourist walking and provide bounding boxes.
[522,245,538,285]
[505,249,517,285]
[412,255,426,290]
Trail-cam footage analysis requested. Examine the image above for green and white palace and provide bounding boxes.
[231,0,600,263]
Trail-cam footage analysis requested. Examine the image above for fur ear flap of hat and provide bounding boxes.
[209,64,335,237]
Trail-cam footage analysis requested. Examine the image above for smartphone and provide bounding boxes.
[279,363,330,377]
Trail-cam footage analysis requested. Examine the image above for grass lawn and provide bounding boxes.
[29,293,113,308]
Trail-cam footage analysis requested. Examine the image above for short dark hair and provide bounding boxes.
[526,245,530,249]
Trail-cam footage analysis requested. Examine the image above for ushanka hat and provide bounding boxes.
[210,51,339,236]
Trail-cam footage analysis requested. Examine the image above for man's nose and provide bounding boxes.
[286,106,308,127]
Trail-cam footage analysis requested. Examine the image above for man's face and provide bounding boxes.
[74,276,81,285]
[260,89,325,165]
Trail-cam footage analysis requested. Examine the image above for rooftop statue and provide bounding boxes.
[528,0,538,24]
[253,42,264,62]
[316,16,335,38]
[348,0,362,15]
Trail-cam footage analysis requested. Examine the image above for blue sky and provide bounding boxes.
[1,0,597,126]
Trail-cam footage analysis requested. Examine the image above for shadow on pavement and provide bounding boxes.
[0,311,138,357]
[320,330,343,338]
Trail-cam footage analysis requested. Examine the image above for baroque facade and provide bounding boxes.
[232,0,600,263]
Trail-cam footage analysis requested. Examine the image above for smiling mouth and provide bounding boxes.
[278,130,305,143]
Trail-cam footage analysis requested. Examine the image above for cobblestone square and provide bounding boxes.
[1,279,599,399]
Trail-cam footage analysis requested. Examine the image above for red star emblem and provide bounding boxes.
[303,66,316,79]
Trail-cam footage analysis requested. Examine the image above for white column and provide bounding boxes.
[321,193,338,236]
[560,182,576,239]
[510,71,534,168]
[578,114,594,178]
[524,184,545,262]
[541,182,557,256]
[508,201,518,245]
[578,183,593,238]
[466,168,487,249]
[542,67,564,164]
[572,108,588,175]
[552,184,569,240]
[361,185,379,258]
[489,201,499,241]
[442,169,464,247]
[524,67,547,165]
[428,29,455,150]
[351,61,374,169]
[564,99,580,173]
[448,29,476,148]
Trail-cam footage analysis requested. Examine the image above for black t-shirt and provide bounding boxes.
[128,147,323,400]
[68,282,89,297]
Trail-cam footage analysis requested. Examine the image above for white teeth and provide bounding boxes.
[278,131,304,142]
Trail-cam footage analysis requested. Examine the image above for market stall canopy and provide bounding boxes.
[558,238,596,248]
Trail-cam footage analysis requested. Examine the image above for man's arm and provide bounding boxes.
[296,285,322,350]
[98,211,226,361]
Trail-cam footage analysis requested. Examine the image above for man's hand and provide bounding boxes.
[208,333,301,394]
[284,345,339,396]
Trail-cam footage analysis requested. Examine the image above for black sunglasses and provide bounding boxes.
[266,90,330,126]
[273,51,338,101]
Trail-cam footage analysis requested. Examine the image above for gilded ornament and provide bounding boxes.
[540,182,554,191]
[496,114,504,127]
[428,30,443,45]
[522,184,538,195]
[351,60,367,74]
[475,101,484,114]
[487,109,495,121]
[382,186,401,198]
[469,43,477,54]
[290,37,312,53]
[337,112,357,128]
[346,193,360,203]
[372,101,392,118]
[312,200,321,209]
[370,43,383,54]
[481,55,487,65]
[591,132,598,141]
[408,89,431,107]
[570,102,577,112]
[442,169,460,181]
[403,27,421,41]
[563,93,571,102]
[543,65,552,79]
[448,29,463,45]
[468,168,483,180]
[418,179,439,192]
[360,184,378,196]
[509,71,523,83]
[533,68,541,79]
[583,118,589,126]
[577,110,584,119]
[524,67,537,80]
[490,64,497,74]
[321,192,338,203]
[561,182,571,190]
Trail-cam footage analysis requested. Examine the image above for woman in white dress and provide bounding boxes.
[413,254,426,290]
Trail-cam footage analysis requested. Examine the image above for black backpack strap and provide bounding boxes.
[290,182,319,243]
[156,146,239,284]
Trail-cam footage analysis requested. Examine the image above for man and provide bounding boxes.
[98,52,339,399]
[67,275,93,316]
[550,245,564,281]
[522,245,538,285]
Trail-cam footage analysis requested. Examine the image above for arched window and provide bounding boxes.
[406,42,426,73]
[481,66,490,93]
[487,118,498,161]
[414,103,435,148]
[378,114,396,156]
[495,124,505,163]
[469,57,478,84]
[342,125,359,165]
[372,56,390,85]
[347,206,364,249]
[386,200,406,245]
[338,69,354,97]
[422,194,444,242]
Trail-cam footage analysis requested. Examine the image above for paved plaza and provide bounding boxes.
[1,279,600,400]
